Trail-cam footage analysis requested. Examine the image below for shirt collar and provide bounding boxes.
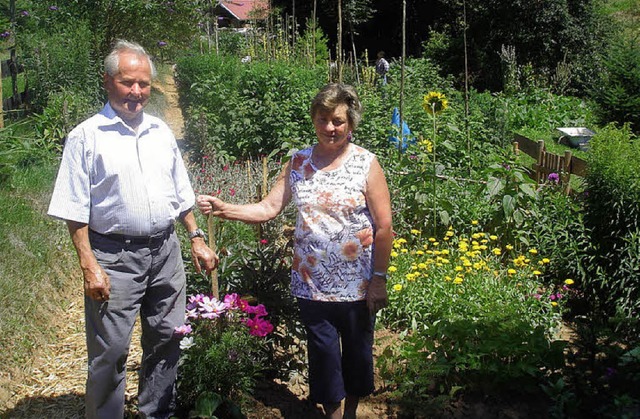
[98,102,158,135]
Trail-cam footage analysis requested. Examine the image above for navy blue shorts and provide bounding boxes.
[297,298,375,404]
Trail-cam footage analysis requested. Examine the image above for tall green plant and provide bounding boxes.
[584,123,640,337]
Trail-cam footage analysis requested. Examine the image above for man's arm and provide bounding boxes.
[179,209,219,274]
[66,221,111,301]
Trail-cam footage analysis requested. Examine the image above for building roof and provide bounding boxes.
[218,0,269,21]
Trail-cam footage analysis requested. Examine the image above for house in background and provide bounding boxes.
[215,0,269,28]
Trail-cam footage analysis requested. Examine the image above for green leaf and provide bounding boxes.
[503,194,515,217]
[189,392,223,418]
[486,176,504,198]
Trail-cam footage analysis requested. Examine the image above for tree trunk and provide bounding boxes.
[337,0,343,83]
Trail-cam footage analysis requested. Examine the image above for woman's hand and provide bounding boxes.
[367,276,388,315]
[197,195,222,215]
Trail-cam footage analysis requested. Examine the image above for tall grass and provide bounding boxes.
[0,161,77,381]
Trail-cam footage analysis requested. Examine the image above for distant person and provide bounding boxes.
[197,83,393,419]
[375,51,390,85]
[48,39,218,418]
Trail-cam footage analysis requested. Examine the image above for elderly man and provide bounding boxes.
[48,40,217,418]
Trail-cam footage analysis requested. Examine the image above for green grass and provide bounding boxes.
[0,161,77,371]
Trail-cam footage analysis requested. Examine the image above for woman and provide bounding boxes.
[197,83,392,419]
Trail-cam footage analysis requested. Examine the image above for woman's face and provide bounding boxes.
[313,103,351,150]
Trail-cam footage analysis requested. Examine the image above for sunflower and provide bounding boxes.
[422,91,449,116]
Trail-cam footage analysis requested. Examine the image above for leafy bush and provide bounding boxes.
[176,54,326,159]
[583,123,640,334]
[20,22,103,113]
[175,293,274,414]
[379,225,571,397]
[589,35,640,133]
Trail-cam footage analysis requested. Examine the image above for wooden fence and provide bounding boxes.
[513,134,587,194]
[0,50,27,127]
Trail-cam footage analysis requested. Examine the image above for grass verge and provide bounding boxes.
[0,159,78,406]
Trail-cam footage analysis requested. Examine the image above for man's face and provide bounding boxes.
[104,52,151,126]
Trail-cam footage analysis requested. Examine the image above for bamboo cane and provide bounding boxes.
[207,213,219,299]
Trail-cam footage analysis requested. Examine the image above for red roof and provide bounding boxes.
[219,0,269,21]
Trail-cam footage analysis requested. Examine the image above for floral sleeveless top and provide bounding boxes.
[289,143,376,302]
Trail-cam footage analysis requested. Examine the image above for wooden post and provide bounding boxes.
[0,62,4,129]
[563,150,572,195]
[535,140,545,184]
[262,156,268,199]
[207,214,219,298]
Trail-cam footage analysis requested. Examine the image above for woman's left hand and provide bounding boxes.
[367,277,388,315]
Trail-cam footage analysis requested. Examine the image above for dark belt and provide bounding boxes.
[90,225,175,246]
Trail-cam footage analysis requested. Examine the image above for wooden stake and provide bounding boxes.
[207,213,219,299]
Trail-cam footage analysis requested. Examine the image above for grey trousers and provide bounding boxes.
[85,230,186,419]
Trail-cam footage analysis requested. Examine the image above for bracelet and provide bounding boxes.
[372,271,388,280]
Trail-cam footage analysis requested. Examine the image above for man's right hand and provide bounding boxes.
[83,265,111,302]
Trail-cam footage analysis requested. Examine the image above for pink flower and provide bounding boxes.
[198,296,227,319]
[245,303,268,317]
[260,239,268,244]
[244,316,274,337]
[174,324,192,336]
[223,293,241,309]
[229,188,236,196]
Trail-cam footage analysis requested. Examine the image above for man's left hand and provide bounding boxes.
[190,239,219,274]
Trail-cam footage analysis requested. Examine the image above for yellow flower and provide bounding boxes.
[529,248,538,255]
[393,284,403,291]
[551,301,558,307]
[542,258,550,264]
[388,266,398,273]
[533,270,542,275]
[489,235,498,241]
[471,220,479,225]
[508,268,517,275]
[564,279,574,285]
[444,276,452,281]
[411,229,421,235]
[422,91,449,116]
[506,244,514,251]
[416,250,425,255]
[428,237,436,242]
[454,277,463,284]
[492,248,502,256]
[390,251,398,258]
[401,248,408,253]
[420,138,434,153]
[445,230,454,237]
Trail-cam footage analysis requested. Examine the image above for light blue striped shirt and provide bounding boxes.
[48,103,195,236]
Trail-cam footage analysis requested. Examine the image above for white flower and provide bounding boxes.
[180,336,195,350]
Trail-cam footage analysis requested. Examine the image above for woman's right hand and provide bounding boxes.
[196,195,222,215]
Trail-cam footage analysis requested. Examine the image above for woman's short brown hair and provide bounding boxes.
[310,83,363,130]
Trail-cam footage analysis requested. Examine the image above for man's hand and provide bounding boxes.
[190,239,219,274]
[83,264,111,302]
[367,276,388,315]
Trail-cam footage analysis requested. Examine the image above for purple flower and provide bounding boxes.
[0,31,10,38]
[548,172,560,183]
[49,5,58,11]
[20,10,29,17]
[158,41,167,47]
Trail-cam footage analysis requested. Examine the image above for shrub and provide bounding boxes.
[583,123,640,336]
[176,54,326,159]
[589,35,640,133]
[20,23,103,113]
[379,225,571,398]
[175,293,274,414]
